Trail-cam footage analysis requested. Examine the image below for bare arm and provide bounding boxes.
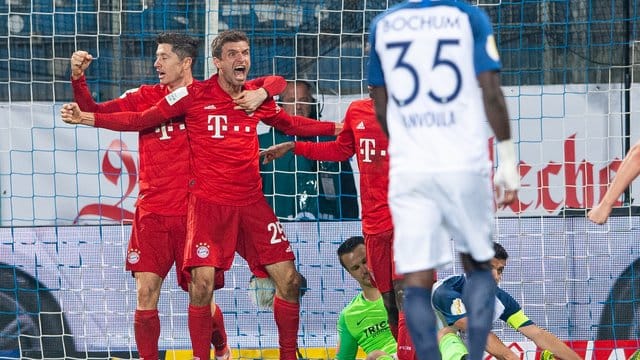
[518,325,581,360]
[478,71,519,206]
[261,141,296,164]
[588,141,640,224]
[478,71,510,142]
[452,318,518,360]
[369,86,389,137]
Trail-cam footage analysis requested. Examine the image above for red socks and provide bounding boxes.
[397,311,417,360]
[211,304,228,356]
[189,304,213,360]
[273,296,300,360]
[135,309,160,360]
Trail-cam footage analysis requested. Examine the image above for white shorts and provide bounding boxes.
[390,171,495,274]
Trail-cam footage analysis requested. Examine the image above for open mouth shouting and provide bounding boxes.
[233,65,247,80]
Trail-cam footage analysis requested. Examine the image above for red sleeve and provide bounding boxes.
[248,76,287,97]
[94,106,167,131]
[294,121,355,161]
[260,101,335,136]
[72,75,125,113]
[94,85,190,131]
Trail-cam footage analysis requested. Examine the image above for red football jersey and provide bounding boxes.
[95,74,335,206]
[84,75,287,213]
[73,75,189,216]
[294,98,392,234]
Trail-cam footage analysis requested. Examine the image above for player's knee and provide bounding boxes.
[189,271,215,303]
[460,253,492,273]
[276,270,302,301]
[136,283,161,309]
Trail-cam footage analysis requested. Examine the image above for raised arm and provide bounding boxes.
[250,75,287,97]
[518,325,581,360]
[70,51,129,113]
[71,75,128,113]
[588,141,640,224]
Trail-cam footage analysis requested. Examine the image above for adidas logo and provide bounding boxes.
[204,104,216,110]
[356,121,365,130]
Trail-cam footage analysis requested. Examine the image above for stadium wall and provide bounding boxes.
[2,84,640,225]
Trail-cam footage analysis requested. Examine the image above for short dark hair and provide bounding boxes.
[156,32,199,67]
[211,30,250,59]
[337,236,365,269]
[493,242,509,261]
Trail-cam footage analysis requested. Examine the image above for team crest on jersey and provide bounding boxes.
[450,298,466,315]
[127,249,141,264]
[196,243,210,258]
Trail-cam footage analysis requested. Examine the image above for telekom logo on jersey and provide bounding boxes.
[207,114,252,138]
[359,138,387,163]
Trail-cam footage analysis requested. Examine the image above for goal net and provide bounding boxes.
[1,0,640,359]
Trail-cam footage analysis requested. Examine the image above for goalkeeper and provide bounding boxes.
[335,236,398,360]
[432,242,580,360]
[247,236,398,360]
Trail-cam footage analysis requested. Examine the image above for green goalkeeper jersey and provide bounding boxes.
[336,292,397,360]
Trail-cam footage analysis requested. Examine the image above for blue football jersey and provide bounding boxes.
[432,274,534,330]
[368,0,502,174]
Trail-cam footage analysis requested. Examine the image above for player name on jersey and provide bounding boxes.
[402,110,455,128]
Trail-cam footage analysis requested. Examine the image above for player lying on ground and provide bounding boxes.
[432,242,581,360]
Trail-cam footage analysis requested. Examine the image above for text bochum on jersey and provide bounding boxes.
[381,12,461,129]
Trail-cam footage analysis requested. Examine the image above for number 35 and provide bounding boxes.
[386,39,462,106]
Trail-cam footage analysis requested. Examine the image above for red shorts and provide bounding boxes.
[125,207,189,291]
[184,195,295,279]
[365,229,401,294]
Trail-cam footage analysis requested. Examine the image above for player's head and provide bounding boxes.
[154,32,198,89]
[211,30,251,88]
[491,242,509,283]
[279,80,318,119]
[337,236,374,289]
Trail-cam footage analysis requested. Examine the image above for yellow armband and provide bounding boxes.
[506,309,531,330]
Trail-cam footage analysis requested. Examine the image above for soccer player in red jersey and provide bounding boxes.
[68,32,284,360]
[61,30,339,360]
[261,90,421,360]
